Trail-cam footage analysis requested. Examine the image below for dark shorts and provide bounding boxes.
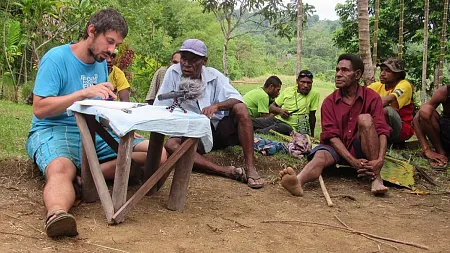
[195,115,240,154]
[307,138,365,165]
[439,117,450,151]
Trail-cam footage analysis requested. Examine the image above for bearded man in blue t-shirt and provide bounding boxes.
[26,9,167,238]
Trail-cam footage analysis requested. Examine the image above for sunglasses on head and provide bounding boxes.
[299,73,313,78]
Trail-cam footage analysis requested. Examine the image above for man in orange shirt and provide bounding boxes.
[368,57,414,144]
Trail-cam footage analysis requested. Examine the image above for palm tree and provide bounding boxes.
[357,0,374,85]
[437,0,449,87]
[421,0,429,104]
[398,0,404,59]
[296,0,303,75]
[372,0,380,65]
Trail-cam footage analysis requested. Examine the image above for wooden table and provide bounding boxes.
[69,103,211,224]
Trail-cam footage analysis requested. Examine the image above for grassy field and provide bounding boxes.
[234,75,335,137]
[0,101,33,158]
[0,76,334,160]
[0,76,440,169]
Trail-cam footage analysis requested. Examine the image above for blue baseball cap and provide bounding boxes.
[180,39,207,57]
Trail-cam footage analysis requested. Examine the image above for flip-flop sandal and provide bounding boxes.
[45,210,78,238]
[247,176,264,189]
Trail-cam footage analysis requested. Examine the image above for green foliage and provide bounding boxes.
[333,0,450,92]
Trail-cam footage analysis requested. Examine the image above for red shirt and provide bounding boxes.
[320,85,391,152]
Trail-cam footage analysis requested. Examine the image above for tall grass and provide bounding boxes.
[0,101,32,158]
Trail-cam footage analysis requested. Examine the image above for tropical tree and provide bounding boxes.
[398,0,404,59]
[296,0,303,74]
[421,0,429,103]
[372,0,380,64]
[357,0,374,85]
[437,0,449,87]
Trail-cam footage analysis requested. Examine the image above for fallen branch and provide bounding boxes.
[334,215,399,250]
[262,219,428,250]
[83,241,131,253]
[318,175,334,207]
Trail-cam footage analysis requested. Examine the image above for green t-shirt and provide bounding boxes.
[274,86,320,128]
[243,87,269,117]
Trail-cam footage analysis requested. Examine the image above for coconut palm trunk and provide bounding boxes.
[357,0,375,85]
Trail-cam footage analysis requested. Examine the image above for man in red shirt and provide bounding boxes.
[279,54,391,196]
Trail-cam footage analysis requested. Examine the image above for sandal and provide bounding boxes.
[247,176,264,189]
[45,209,78,238]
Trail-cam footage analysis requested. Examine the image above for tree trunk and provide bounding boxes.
[372,0,380,65]
[421,0,430,104]
[357,0,374,85]
[223,37,229,76]
[398,0,404,59]
[437,0,449,87]
[296,0,303,76]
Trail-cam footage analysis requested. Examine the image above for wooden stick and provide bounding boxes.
[262,219,429,250]
[318,175,334,207]
[334,215,399,250]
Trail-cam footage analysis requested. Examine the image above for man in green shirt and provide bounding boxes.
[269,70,320,137]
[244,76,293,135]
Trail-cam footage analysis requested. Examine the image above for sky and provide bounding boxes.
[303,0,347,20]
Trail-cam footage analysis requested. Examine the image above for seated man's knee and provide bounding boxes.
[46,157,76,180]
[310,150,334,168]
[164,138,181,154]
[357,114,374,129]
[231,103,251,120]
[418,104,435,121]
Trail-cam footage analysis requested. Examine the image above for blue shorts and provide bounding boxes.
[26,125,145,175]
[307,138,366,165]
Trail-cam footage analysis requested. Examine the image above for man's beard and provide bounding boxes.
[89,48,109,63]
[179,76,205,101]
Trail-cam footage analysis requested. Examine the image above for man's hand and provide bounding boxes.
[348,158,369,174]
[278,108,290,119]
[357,159,384,180]
[82,82,116,100]
[201,104,219,119]
[424,149,448,167]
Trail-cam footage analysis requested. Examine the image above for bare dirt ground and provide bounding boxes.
[0,153,449,253]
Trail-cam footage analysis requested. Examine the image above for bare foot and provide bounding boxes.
[228,166,246,182]
[279,167,303,196]
[371,177,389,195]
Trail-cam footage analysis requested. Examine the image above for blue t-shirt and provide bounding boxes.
[29,44,108,135]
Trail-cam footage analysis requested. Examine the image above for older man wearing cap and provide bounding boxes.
[368,57,414,144]
[107,49,131,101]
[154,38,265,189]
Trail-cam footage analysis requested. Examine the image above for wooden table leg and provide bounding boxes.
[144,132,164,195]
[75,113,114,223]
[112,131,134,212]
[167,138,198,211]
[112,137,197,224]
[81,115,97,203]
